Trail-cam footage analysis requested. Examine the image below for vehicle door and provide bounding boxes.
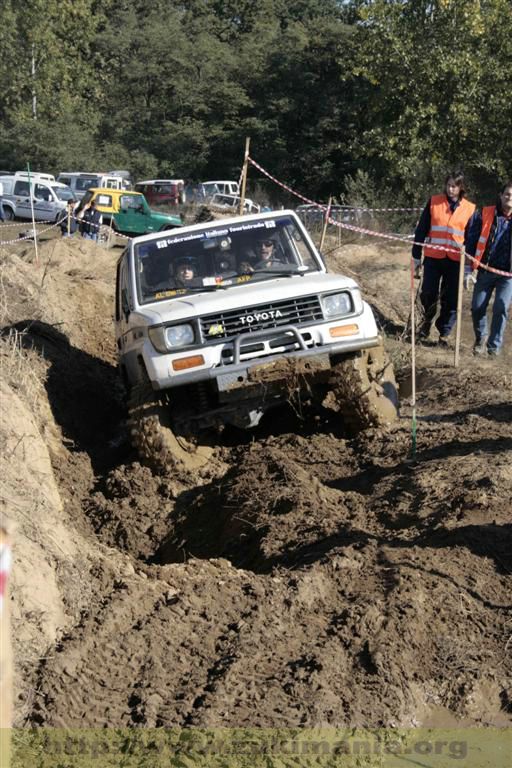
[32,183,59,221]
[116,195,149,234]
[115,252,133,355]
[12,180,33,219]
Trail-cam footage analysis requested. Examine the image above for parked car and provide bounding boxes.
[210,193,260,214]
[199,180,240,200]
[134,180,186,206]
[56,172,125,200]
[0,174,74,221]
[76,188,181,236]
[108,170,133,190]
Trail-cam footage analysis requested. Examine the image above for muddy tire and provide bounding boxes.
[128,378,213,474]
[331,342,399,432]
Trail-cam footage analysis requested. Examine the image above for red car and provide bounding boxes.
[134,179,185,206]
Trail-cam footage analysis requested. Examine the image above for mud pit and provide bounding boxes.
[0,233,510,735]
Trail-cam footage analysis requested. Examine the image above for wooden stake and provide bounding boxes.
[238,137,250,216]
[454,247,465,367]
[26,163,39,265]
[318,197,332,252]
[410,260,417,458]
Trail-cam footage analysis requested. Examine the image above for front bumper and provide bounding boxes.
[149,334,381,389]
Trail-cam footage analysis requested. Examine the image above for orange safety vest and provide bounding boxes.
[473,205,496,266]
[423,194,476,261]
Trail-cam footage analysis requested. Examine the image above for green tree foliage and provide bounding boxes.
[350,0,512,200]
[0,0,510,203]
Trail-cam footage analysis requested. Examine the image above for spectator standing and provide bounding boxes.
[80,200,102,242]
[412,171,477,346]
[466,181,512,356]
[59,201,78,237]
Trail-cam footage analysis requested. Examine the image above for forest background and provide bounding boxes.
[0,0,510,208]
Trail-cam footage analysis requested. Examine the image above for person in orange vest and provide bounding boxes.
[412,171,477,346]
[465,181,512,356]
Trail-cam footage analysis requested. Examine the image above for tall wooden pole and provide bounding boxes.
[26,163,39,266]
[454,246,465,367]
[318,197,332,252]
[238,137,250,216]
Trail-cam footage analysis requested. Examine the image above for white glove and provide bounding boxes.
[464,269,477,290]
[413,258,421,279]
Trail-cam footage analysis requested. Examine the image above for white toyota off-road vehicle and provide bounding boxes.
[115,210,398,471]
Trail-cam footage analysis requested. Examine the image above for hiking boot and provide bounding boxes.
[488,347,501,357]
[438,336,450,348]
[473,337,488,355]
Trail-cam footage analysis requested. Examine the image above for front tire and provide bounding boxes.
[331,342,399,432]
[128,377,213,473]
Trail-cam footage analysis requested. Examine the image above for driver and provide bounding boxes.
[239,234,283,273]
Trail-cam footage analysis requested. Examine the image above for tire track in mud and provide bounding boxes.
[7,238,511,730]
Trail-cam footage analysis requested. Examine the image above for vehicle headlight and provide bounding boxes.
[149,323,195,352]
[322,292,352,318]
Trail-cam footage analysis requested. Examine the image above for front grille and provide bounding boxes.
[200,295,323,341]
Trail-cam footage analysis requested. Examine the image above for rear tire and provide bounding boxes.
[331,341,399,432]
[128,376,213,474]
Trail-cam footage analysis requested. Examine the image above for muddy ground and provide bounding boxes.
[0,221,510,739]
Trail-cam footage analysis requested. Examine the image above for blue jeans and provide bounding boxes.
[471,271,512,351]
[420,257,460,337]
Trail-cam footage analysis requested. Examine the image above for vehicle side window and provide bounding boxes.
[35,184,51,201]
[96,194,112,207]
[106,179,118,189]
[14,181,30,196]
[59,177,71,186]
[120,195,143,210]
[116,255,129,321]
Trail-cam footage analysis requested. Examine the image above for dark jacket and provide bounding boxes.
[80,206,102,236]
[466,204,512,273]
[58,207,78,235]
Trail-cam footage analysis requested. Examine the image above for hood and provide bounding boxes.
[136,271,359,325]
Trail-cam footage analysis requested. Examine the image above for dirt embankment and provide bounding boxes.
[0,233,510,733]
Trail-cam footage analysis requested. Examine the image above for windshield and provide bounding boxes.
[76,176,99,191]
[134,215,322,305]
[52,185,75,201]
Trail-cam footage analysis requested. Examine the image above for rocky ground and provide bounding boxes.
[0,221,510,758]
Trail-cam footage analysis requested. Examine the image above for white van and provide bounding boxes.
[0,175,74,222]
[56,172,124,200]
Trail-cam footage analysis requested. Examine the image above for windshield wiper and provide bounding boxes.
[250,268,304,277]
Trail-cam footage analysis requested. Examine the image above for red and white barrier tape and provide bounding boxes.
[248,157,512,278]
[0,542,11,616]
[0,218,53,228]
[0,220,61,245]
[248,157,422,213]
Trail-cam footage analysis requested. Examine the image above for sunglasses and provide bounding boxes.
[259,240,274,247]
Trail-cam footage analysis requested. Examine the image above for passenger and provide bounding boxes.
[175,259,197,287]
